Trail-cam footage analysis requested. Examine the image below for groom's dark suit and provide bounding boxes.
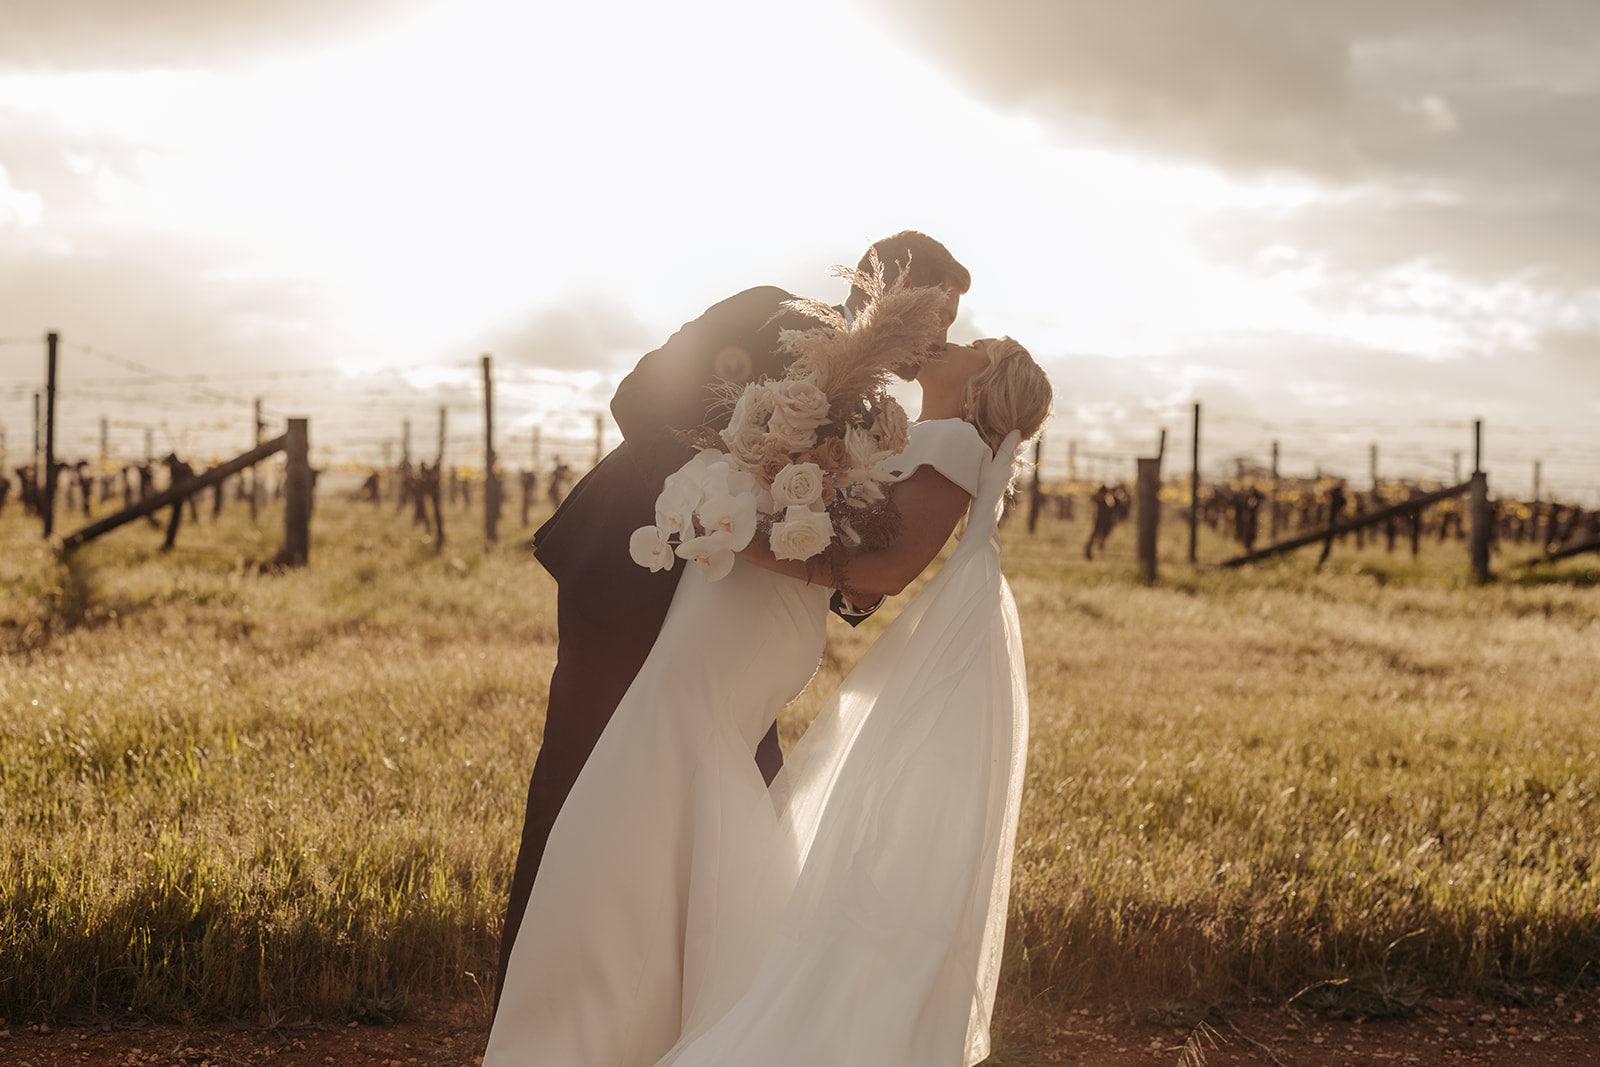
[495,285,867,1010]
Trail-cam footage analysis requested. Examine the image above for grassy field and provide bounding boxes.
[1,491,1596,1028]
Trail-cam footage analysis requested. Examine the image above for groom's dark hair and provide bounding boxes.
[844,231,971,313]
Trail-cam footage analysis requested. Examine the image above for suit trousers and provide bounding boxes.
[493,576,782,1015]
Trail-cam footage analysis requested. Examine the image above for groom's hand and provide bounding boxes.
[830,589,883,627]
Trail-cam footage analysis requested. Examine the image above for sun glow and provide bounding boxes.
[4,0,1594,500]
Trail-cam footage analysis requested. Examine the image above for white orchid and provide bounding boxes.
[654,479,702,538]
[695,488,758,552]
[675,531,737,581]
[628,526,676,572]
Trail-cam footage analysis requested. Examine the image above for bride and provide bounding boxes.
[485,333,1053,1067]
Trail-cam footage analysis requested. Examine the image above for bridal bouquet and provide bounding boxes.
[629,256,949,582]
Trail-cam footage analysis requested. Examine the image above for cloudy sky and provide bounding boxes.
[1,0,1596,500]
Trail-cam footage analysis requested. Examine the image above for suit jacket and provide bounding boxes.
[532,286,826,622]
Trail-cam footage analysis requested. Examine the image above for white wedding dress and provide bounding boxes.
[485,419,1029,1067]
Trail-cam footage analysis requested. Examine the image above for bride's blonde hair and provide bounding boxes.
[961,337,1053,453]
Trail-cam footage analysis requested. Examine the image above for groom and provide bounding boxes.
[494,232,971,1012]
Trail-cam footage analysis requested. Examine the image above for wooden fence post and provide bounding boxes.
[1027,434,1044,535]
[42,332,58,538]
[483,354,499,546]
[281,418,311,566]
[434,405,447,550]
[250,398,263,522]
[1469,471,1491,584]
[1136,456,1161,583]
[1188,402,1200,564]
[1269,440,1281,540]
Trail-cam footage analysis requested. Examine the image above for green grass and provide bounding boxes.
[1,493,1596,1025]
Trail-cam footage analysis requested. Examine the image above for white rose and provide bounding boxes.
[654,479,702,538]
[675,531,737,581]
[629,526,676,572]
[768,505,834,562]
[695,487,758,551]
[727,382,776,433]
[763,417,817,453]
[770,378,831,431]
[770,462,828,510]
[721,423,768,468]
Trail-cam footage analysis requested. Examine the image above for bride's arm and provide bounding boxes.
[737,466,972,598]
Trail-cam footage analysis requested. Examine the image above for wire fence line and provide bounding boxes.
[1039,405,1600,506]
[3,336,1596,505]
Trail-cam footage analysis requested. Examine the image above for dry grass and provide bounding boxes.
[1,494,1596,1025]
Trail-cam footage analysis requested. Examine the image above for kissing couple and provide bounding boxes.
[486,232,1053,1065]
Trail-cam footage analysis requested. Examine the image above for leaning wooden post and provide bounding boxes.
[482,353,499,546]
[1136,455,1161,583]
[281,418,311,566]
[592,413,604,468]
[42,332,59,537]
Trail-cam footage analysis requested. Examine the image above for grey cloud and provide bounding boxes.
[487,297,657,373]
[868,0,1600,288]
[1199,196,1600,294]
[0,234,338,466]
[0,234,331,379]
[0,0,423,71]
[868,0,1372,176]
[867,0,1600,181]
[0,119,148,220]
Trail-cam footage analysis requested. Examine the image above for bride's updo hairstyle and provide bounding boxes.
[961,337,1053,454]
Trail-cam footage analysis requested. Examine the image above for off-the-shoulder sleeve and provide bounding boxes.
[879,418,991,497]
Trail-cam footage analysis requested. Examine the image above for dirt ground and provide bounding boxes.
[4,988,1598,1066]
